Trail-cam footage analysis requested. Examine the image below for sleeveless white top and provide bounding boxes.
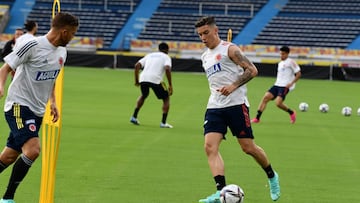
[201,40,249,109]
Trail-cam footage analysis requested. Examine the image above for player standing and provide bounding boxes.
[130,42,173,128]
[14,20,38,48]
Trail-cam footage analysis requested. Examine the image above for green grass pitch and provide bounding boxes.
[0,66,359,202]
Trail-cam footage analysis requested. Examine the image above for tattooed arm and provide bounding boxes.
[229,44,258,86]
[217,45,258,96]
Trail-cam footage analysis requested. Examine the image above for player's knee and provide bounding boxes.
[204,143,217,155]
[23,147,40,160]
[0,155,18,166]
[240,143,255,155]
[141,94,148,100]
[241,146,252,155]
[274,97,283,106]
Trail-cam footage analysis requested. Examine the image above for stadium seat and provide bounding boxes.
[26,0,141,48]
[252,0,360,48]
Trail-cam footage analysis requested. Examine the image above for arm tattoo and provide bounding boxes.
[232,50,255,87]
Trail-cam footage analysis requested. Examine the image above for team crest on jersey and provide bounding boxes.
[36,70,60,81]
[59,57,64,66]
[215,54,222,61]
[29,124,36,132]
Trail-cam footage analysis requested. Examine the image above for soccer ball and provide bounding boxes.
[357,108,360,116]
[220,184,245,203]
[341,106,352,116]
[319,103,329,113]
[298,102,309,112]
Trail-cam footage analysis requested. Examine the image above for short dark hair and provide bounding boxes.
[24,20,37,32]
[158,42,169,52]
[195,16,216,28]
[52,12,79,29]
[280,46,290,53]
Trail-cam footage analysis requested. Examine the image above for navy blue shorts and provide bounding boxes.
[140,82,169,99]
[268,86,289,101]
[4,104,43,152]
[204,104,254,139]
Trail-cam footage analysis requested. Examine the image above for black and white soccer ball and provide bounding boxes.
[220,184,245,203]
[341,106,352,116]
[299,102,309,112]
[319,103,329,113]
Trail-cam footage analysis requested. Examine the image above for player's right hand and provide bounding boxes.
[168,86,173,96]
[0,86,4,99]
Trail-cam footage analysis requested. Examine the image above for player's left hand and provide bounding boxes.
[168,86,173,96]
[217,84,237,96]
[0,86,4,99]
[50,103,59,122]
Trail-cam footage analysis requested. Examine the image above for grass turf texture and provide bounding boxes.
[0,66,359,202]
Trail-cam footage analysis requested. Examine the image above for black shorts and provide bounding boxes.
[5,104,43,152]
[204,104,254,139]
[140,82,169,99]
[268,85,289,101]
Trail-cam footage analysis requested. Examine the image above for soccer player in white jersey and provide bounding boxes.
[130,42,173,128]
[10,20,38,78]
[14,20,38,48]
[0,12,78,203]
[251,46,301,124]
[195,16,280,203]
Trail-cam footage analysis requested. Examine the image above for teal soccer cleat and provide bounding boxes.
[199,191,221,203]
[268,172,281,201]
[0,199,15,203]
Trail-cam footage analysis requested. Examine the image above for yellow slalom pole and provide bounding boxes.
[39,1,63,203]
[227,28,232,42]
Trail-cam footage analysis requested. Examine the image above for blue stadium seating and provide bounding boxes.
[27,0,141,48]
[0,0,15,8]
[16,0,360,49]
[137,0,267,42]
[252,0,360,48]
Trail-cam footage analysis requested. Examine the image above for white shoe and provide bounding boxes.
[160,123,173,128]
[130,117,140,125]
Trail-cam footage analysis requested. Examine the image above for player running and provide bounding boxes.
[251,46,301,124]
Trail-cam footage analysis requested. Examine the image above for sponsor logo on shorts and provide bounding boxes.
[25,119,35,125]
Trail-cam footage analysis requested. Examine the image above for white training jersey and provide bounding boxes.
[274,57,301,90]
[201,40,249,109]
[138,51,172,84]
[13,33,35,50]
[4,35,66,116]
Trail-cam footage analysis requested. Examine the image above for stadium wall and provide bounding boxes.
[65,52,360,81]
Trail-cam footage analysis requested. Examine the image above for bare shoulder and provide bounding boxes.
[228,44,250,65]
[228,44,243,57]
